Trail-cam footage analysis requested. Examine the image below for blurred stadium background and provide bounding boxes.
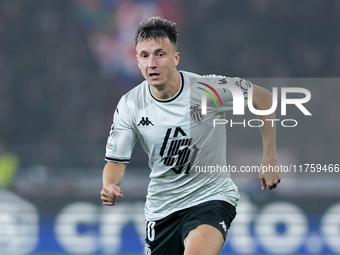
[0,0,340,254]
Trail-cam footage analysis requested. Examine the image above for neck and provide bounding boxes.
[150,71,181,100]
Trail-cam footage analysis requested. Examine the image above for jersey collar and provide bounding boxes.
[148,72,184,103]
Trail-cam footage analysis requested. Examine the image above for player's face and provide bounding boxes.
[136,38,180,88]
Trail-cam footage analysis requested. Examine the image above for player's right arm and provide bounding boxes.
[102,95,137,205]
[101,161,126,206]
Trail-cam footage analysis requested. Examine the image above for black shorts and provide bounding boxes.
[144,200,236,255]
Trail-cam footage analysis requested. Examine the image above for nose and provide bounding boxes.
[148,55,157,68]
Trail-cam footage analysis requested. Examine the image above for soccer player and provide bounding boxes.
[101,17,281,255]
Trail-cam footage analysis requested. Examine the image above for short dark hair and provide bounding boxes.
[135,17,178,47]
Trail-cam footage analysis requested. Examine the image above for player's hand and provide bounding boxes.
[259,160,281,190]
[101,184,123,206]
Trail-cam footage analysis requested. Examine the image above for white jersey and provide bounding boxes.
[105,71,252,221]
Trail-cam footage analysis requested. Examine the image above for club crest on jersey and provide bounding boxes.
[190,104,203,124]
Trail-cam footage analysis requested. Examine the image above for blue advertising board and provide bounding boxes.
[1,191,339,255]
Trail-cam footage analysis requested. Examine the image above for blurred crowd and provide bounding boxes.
[0,0,113,169]
[0,0,339,174]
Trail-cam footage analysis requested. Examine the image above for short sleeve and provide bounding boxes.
[105,97,137,163]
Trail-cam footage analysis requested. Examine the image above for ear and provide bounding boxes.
[136,54,141,69]
[174,52,180,67]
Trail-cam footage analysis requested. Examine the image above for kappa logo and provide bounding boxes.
[137,117,154,126]
[219,221,227,232]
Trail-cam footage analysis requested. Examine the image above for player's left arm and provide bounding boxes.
[252,85,281,190]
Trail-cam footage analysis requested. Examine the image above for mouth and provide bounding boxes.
[148,72,160,80]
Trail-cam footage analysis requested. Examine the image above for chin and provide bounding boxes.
[148,80,163,87]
